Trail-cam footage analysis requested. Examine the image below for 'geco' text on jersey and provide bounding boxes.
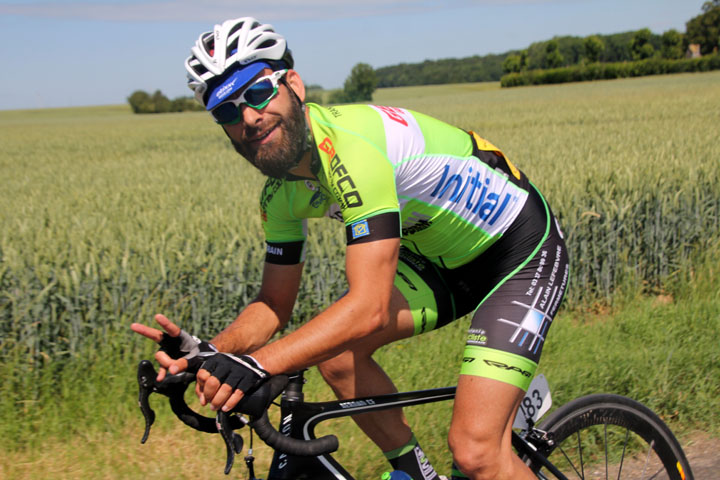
[320,137,364,209]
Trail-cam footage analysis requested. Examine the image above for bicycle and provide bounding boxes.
[136,360,694,479]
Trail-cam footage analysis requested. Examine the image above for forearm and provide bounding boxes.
[252,292,388,374]
[212,261,303,355]
[210,298,287,355]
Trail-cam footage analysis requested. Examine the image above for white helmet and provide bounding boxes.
[184,17,294,109]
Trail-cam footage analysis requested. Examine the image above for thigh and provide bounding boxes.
[451,374,524,443]
[461,209,570,391]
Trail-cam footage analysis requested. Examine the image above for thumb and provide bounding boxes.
[168,357,189,375]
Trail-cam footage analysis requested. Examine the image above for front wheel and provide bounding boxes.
[529,394,693,480]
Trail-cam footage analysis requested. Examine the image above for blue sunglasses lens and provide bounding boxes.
[212,102,241,124]
[244,79,276,107]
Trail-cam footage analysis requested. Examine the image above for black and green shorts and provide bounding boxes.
[393,185,569,391]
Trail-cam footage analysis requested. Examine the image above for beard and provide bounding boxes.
[230,94,308,179]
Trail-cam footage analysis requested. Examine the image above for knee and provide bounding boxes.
[448,426,508,480]
[317,351,356,385]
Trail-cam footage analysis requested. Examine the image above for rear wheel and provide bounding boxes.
[529,394,693,480]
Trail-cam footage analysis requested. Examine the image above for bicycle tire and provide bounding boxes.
[528,393,693,480]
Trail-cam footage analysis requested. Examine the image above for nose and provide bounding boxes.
[241,104,264,125]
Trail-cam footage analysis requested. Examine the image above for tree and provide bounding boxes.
[584,35,605,63]
[543,40,565,68]
[343,63,377,102]
[661,29,685,59]
[127,89,201,113]
[686,1,720,54]
[127,90,152,113]
[503,54,522,73]
[630,28,656,60]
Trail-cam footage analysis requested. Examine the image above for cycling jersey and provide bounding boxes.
[259,103,569,390]
[261,103,529,269]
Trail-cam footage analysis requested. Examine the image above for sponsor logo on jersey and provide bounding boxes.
[350,219,370,239]
[374,105,409,127]
[309,190,328,208]
[319,137,364,209]
[430,163,520,227]
[260,178,283,222]
[402,212,433,236]
[319,137,336,157]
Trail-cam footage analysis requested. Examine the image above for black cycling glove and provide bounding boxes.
[158,329,217,373]
[200,353,269,395]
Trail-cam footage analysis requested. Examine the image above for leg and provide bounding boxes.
[317,285,416,451]
[448,375,535,480]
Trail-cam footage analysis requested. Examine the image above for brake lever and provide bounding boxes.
[216,410,246,474]
[137,360,158,444]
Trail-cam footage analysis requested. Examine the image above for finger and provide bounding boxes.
[168,358,188,375]
[200,371,222,405]
[156,366,167,382]
[155,350,176,369]
[195,379,204,403]
[154,314,182,337]
[196,369,209,404]
[209,384,234,411]
[222,389,245,412]
[130,323,165,343]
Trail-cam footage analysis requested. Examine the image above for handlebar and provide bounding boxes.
[136,360,338,474]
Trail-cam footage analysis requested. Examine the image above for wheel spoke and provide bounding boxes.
[577,430,585,479]
[616,427,629,480]
[556,441,584,479]
[604,423,608,480]
[640,439,655,480]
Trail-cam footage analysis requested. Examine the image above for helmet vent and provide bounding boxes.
[228,22,243,37]
[228,37,239,55]
[258,39,276,49]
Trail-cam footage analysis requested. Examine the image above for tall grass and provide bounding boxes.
[1,72,719,467]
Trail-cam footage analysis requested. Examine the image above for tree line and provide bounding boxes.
[129,1,719,112]
[376,1,719,86]
[127,63,377,114]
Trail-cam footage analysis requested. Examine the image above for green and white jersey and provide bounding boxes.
[261,103,530,269]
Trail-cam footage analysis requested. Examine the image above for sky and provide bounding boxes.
[0,0,708,111]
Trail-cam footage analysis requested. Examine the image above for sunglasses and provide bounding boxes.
[211,69,288,125]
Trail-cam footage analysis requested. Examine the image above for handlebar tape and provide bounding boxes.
[250,411,339,456]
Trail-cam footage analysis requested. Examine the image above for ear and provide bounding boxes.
[284,69,306,103]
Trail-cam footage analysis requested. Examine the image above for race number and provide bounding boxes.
[512,374,552,430]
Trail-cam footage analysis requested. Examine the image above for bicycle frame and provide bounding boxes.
[262,371,566,480]
[137,361,692,480]
[136,362,565,479]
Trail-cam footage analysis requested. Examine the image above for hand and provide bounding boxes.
[197,353,269,412]
[131,314,216,381]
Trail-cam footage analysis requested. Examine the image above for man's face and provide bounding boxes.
[222,69,307,178]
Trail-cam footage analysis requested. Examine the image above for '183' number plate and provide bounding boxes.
[512,373,551,430]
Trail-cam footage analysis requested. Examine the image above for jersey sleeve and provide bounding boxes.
[259,178,307,264]
[310,105,402,245]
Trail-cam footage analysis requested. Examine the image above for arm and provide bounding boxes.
[199,236,400,411]
[211,260,304,355]
[254,237,400,373]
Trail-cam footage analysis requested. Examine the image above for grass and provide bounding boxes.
[1,71,719,477]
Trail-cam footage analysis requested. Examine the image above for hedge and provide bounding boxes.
[500,54,720,87]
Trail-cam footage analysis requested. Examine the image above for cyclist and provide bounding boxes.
[132,17,569,480]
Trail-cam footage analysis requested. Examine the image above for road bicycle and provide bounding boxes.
[136,360,694,479]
